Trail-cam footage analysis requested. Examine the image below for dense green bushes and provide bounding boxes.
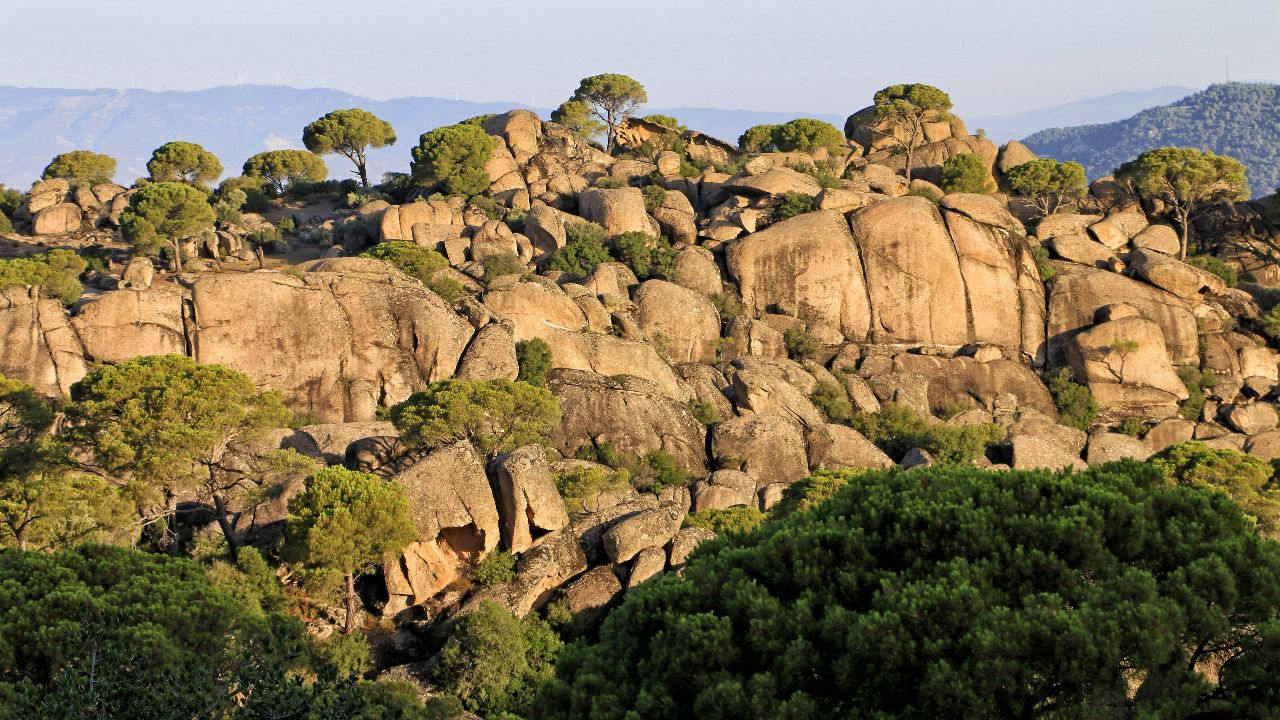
[554,465,632,513]
[473,550,517,586]
[42,150,117,185]
[737,118,845,154]
[0,250,88,304]
[1177,364,1217,420]
[434,601,562,718]
[850,402,1002,463]
[777,191,815,219]
[1046,368,1097,430]
[1150,440,1280,533]
[939,152,994,193]
[411,123,496,197]
[613,231,676,280]
[360,241,464,303]
[683,507,765,536]
[515,338,553,387]
[545,221,612,276]
[538,462,1280,718]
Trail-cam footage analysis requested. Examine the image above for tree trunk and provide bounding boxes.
[356,160,369,189]
[212,493,239,561]
[169,238,184,273]
[1177,208,1190,261]
[344,572,358,634]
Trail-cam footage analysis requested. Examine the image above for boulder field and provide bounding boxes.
[5,108,1280,630]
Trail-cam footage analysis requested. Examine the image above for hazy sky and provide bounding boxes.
[2,0,1278,117]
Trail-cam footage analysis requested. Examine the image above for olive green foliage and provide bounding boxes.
[1150,440,1280,533]
[641,114,685,132]
[576,443,689,495]
[1005,158,1088,217]
[810,379,852,423]
[243,149,328,195]
[550,99,605,141]
[42,150,116,185]
[303,108,396,189]
[468,194,505,221]
[792,159,842,189]
[539,462,1280,719]
[1031,244,1056,282]
[0,184,25,219]
[1262,305,1280,345]
[285,467,416,633]
[120,181,217,270]
[554,465,631,513]
[738,119,845,154]
[737,124,777,153]
[768,468,867,520]
[641,183,667,213]
[545,220,613,276]
[515,338,553,387]
[390,379,561,458]
[688,399,719,426]
[1177,364,1217,421]
[1187,254,1239,286]
[0,544,433,718]
[473,550,518,586]
[0,373,54,449]
[710,291,742,322]
[683,507,765,536]
[206,546,286,615]
[0,212,12,234]
[1046,368,1098,430]
[482,252,527,282]
[359,241,466,300]
[1118,417,1147,438]
[63,355,292,544]
[939,152,994,193]
[593,176,627,189]
[777,191,815,219]
[613,231,676,280]
[410,123,496,197]
[434,600,562,717]
[873,83,953,181]
[215,175,271,215]
[562,73,647,152]
[146,141,223,187]
[0,249,87,305]
[246,226,283,253]
[905,185,942,204]
[850,402,1002,464]
[1116,146,1250,259]
[782,326,817,360]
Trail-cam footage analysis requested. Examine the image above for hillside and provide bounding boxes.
[1022,82,1280,197]
[967,85,1195,143]
[0,85,842,188]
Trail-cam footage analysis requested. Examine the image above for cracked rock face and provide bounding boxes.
[2,261,474,422]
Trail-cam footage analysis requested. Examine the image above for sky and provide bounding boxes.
[1,0,1278,117]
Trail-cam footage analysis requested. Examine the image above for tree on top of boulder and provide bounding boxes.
[1004,158,1088,219]
[242,149,328,195]
[146,141,223,189]
[1115,147,1250,260]
[560,74,647,153]
[42,150,117,185]
[409,123,496,198]
[939,152,994,194]
[389,379,560,460]
[872,83,953,182]
[550,99,606,142]
[737,119,845,155]
[119,181,216,272]
[302,108,397,189]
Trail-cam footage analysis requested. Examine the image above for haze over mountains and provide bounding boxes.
[0,82,1230,189]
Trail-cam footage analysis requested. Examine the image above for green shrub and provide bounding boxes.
[850,402,1002,464]
[433,600,561,718]
[469,195,506,222]
[361,240,448,281]
[1150,440,1280,532]
[1118,418,1147,438]
[940,153,995,194]
[0,249,88,305]
[410,123,496,197]
[546,221,613,276]
[613,231,676,280]
[906,186,943,204]
[1032,245,1056,282]
[811,379,852,423]
[43,150,117,185]
[770,468,871,519]
[246,226,284,253]
[740,118,845,154]
[0,213,13,234]
[683,507,766,536]
[783,327,817,360]
[688,399,720,426]
[1187,255,1238,286]
[1261,305,1280,344]
[482,252,526,282]
[710,292,742,322]
[793,160,842,189]
[555,466,632,513]
[504,208,526,234]
[515,338,553,387]
[474,550,517,586]
[429,275,465,305]
[594,177,627,189]
[0,184,23,219]
[1177,365,1217,421]
[633,450,689,494]
[1046,368,1097,430]
[642,184,667,213]
[778,191,815,219]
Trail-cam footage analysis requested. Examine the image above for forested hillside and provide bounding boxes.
[1023,83,1280,197]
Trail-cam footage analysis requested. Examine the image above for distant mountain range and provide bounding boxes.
[1021,83,1280,198]
[967,86,1196,144]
